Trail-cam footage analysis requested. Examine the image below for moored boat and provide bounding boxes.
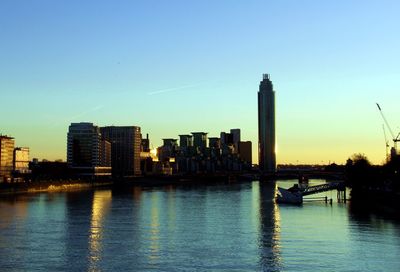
[276,186,303,204]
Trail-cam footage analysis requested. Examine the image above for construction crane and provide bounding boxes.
[376,103,400,153]
[382,124,390,163]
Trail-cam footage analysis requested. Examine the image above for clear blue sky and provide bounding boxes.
[1,0,400,164]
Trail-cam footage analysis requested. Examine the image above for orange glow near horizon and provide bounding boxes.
[150,148,158,162]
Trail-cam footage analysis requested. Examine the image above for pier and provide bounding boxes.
[277,181,347,204]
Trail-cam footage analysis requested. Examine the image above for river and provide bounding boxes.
[0,180,399,271]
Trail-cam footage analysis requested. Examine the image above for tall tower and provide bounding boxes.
[258,74,276,173]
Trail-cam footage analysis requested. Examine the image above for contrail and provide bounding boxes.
[147,84,198,95]
[50,104,104,127]
[68,105,104,120]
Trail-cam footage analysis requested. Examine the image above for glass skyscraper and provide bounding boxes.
[258,74,276,172]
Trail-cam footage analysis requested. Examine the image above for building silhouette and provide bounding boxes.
[156,129,252,174]
[258,74,276,172]
[100,126,142,178]
[208,137,221,150]
[191,132,208,151]
[239,141,252,166]
[179,135,193,150]
[141,133,150,152]
[230,128,241,153]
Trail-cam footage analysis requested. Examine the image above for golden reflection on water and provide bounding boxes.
[88,190,112,271]
[132,186,142,202]
[148,193,160,262]
[0,197,29,266]
[0,199,28,230]
[271,185,282,264]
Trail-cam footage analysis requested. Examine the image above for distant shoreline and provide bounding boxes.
[0,180,115,195]
[0,174,256,195]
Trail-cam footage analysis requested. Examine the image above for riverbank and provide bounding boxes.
[350,187,400,206]
[0,180,115,195]
[0,174,253,195]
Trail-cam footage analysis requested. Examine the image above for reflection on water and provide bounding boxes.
[166,187,177,233]
[148,193,160,263]
[89,190,112,271]
[259,182,282,271]
[132,186,142,203]
[0,181,400,271]
[251,181,260,233]
[0,196,28,230]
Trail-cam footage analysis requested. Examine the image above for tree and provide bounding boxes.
[346,153,375,188]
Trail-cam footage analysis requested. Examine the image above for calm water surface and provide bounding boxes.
[0,180,399,271]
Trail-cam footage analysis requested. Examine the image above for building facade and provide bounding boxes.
[0,136,15,182]
[13,147,30,174]
[258,74,276,172]
[156,129,252,175]
[100,140,112,168]
[67,123,111,177]
[101,126,142,178]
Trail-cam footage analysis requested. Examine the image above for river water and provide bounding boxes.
[0,180,399,271]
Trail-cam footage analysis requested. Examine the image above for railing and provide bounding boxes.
[302,182,343,196]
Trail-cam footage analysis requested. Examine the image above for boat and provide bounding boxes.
[276,184,304,204]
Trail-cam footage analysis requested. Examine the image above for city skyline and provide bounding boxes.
[1,1,400,164]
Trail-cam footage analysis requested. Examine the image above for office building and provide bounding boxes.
[13,147,30,173]
[100,140,112,167]
[258,74,276,172]
[0,135,15,182]
[101,126,142,177]
[67,123,111,177]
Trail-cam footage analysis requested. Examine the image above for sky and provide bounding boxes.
[1,0,400,165]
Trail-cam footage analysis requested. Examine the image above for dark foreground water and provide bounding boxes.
[0,180,400,271]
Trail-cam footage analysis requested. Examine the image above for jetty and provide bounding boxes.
[276,181,346,204]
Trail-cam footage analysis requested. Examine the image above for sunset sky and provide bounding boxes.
[1,0,400,164]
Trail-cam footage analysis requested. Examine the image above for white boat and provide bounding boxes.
[276,186,303,204]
